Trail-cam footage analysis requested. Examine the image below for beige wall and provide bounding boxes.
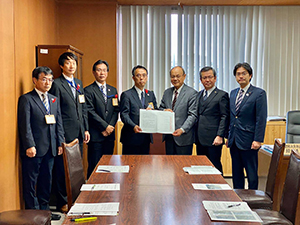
[57,2,117,87]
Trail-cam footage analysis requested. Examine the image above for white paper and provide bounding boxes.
[206,210,263,222]
[68,203,119,216]
[203,201,251,211]
[192,183,232,190]
[183,166,221,175]
[139,109,175,134]
[80,184,120,191]
[96,165,129,173]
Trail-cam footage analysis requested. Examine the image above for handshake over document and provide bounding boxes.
[139,109,175,134]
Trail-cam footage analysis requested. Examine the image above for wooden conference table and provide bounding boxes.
[63,155,260,225]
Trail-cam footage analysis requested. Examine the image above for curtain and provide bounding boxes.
[117,5,300,116]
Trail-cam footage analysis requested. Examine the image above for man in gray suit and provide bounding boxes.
[159,66,198,155]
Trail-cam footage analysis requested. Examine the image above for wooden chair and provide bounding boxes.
[234,139,285,210]
[253,150,300,224]
[0,210,51,225]
[62,139,85,211]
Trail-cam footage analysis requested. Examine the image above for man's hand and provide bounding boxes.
[164,109,173,112]
[101,131,109,137]
[58,146,63,155]
[133,125,142,133]
[173,129,183,137]
[212,136,223,146]
[251,141,262,150]
[84,131,90,143]
[26,147,36,158]
[106,125,115,135]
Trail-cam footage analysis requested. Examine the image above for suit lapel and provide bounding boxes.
[131,87,143,108]
[230,88,239,115]
[236,85,253,114]
[32,90,47,115]
[93,82,106,105]
[60,76,76,103]
[49,94,57,115]
[173,85,185,111]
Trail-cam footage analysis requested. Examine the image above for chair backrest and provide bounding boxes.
[280,150,300,223]
[62,139,85,210]
[286,110,300,143]
[265,140,284,199]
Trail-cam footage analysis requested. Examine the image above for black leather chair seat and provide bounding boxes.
[253,209,293,225]
[234,189,272,209]
[0,210,51,225]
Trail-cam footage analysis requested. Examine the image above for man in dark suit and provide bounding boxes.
[159,66,197,155]
[49,52,90,212]
[18,67,64,219]
[85,60,119,177]
[196,66,229,174]
[227,62,267,190]
[120,65,157,155]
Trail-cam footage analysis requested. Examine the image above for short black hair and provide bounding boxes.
[58,52,78,67]
[132,65,148,76]
[233,62,253,76]
[93,60,109,72]
[170,66,185,76]
[199,66,216,78]
[32,66,53,79]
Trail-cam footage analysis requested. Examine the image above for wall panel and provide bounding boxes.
[57,2,117,87]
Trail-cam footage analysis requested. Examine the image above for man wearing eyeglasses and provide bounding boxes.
[84,60,119,178]
[120,65,157,155]
[195,66,229,174]
[18,67,64,220]
[227,62,267,190]
[159,66,197,155]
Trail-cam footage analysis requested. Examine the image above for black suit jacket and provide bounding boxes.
[120,87,157,146]
[196,87,229,146]
[84,82,119,142]
[49,75,88,142]
[18,89,65,157]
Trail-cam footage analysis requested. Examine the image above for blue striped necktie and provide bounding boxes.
[235,89,244,112]
[203,90,208,101]
[42,94,50,114]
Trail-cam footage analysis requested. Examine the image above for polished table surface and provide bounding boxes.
[63,155,261,225]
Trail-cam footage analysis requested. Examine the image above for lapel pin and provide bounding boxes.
[108,88,110,91]
[246,93,249,96]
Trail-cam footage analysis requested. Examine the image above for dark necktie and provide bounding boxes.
[203,90,208,101]
[42,94,50,114]
[100,85,107,103]
[172,90,178,110]
[141,91,145,108]
[235,89,244,112]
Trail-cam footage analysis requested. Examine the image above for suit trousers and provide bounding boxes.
[22,149,54,210]
[164,135,193,155]
[87,140,114,178]
[122,135,150,155]
[230,141,258,189]
[196,142,223,174]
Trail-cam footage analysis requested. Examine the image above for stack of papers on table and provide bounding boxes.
[80,184,120,191]
[202,201,262,222]
[68,203,119,216]
[192,183,232,190]
[183,165,222,175]
[96,165,130,173]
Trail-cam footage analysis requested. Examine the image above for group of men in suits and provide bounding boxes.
[17,58,267,217]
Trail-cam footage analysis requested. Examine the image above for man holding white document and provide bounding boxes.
[120,65,158,155]
[159,66,198,155]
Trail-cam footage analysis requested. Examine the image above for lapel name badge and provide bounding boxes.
[45,115,56,124]
[112,98,118,106]
[79,94,85,103]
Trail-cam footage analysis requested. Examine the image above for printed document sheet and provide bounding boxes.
[183,166,222,175]
[203,201,262,222]
[80,184,120,191]
[68,203,119,216]
[96,165,130,173]
[192,183,232,190]
[139,109,175,134]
